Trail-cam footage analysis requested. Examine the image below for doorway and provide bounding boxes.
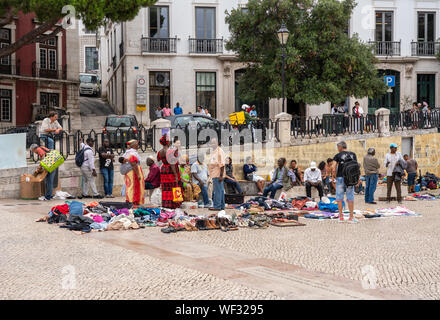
[417,74,436,107]
[368,69,400,114]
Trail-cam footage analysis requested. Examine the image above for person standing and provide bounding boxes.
[384,143,405,204]
[208,138,226,211]
[404,154,418,193]
[333,141,359,223]
[204,108,212,118]
[249,105,258,118]
[363,148,380,204]
[191,153,210,208]
[98,139,115,198]
[39,111,63,150]
[174,102,183,115]
[224,156,243,195]
[304,161,324,200]
[162,104,172,117]
[196,106,204,115]
[78,138,103,199]
[157,134,181,209]
[154,106,163,119]
[325,158,336,194]
[263,158,289,199]
[352,101,364,133]
[144,156,161,191]
[123,140,145,205]
[30,144,56,201]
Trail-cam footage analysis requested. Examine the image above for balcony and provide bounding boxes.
[411,41,440,56]
[189,38,223,54]
[369,41,401,56]
[0,61,20,76]
[32,62,66,80]
[141,37,177,53]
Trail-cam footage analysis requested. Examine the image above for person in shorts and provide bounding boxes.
[333,141,359,223]
[243,156,265,195]
[404,154,418,193]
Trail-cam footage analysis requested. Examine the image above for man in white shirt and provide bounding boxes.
[304,161,323,200]
[39,111,63,149]
[78,138,103,199]
[352,101,364,133]
[191,153,210,208]
[384,143,404,203]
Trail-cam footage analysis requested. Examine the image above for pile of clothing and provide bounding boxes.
[38,201,140,233]
[362,206,421,219]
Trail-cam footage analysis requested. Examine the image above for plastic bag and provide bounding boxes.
[121,184,126,197]
[151,188,162,207]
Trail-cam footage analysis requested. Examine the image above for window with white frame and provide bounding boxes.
[39,37,57,70]
[0,89,12,122]
[0,28,11,67]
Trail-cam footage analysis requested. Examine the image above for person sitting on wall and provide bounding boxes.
[304,161,324,200]
[243,156,265,195]
[263,158,290,199]
[224,156,244,195]
[39,111,63,150]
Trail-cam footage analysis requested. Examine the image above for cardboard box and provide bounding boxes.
[20,171,47,200]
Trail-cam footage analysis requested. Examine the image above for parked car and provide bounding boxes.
[166,114,224,146]
[79,73,101,97]
[103,115,140,148]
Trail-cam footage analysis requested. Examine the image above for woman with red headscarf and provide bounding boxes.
[123,139,145,205]
[157,134,181,208]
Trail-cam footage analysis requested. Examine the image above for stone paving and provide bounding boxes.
[0,193,439,300]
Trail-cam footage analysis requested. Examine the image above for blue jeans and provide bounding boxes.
[212,178,225,210]
[263,182,283,199]
[199,184,210,206]
[101,167,114,196]
[40,135,54,149]
[365,174,378,203]
[407,172,417,186]
[45,169,56,200]
[224,178,243,194]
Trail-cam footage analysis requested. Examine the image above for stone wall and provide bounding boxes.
[1,130,439,199]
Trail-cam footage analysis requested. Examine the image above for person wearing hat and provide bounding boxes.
[304,161,323,200]
[363,148,380,204]
[384,143,405,203]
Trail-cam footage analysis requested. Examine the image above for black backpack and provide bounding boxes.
[342,155,361,187]
[75,146,90,167]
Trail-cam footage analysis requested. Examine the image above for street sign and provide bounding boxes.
[136,75,147,112]
[384,75,395,87]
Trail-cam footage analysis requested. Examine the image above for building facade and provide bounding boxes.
[349,0,440,115]
[102,0,440,123]
[0,11,80,129]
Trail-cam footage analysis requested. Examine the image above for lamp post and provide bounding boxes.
[277,23,290,113]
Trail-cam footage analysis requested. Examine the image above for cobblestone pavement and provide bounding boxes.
[0,193,439,300]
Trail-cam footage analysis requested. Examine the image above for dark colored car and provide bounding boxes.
[103,115,140,148]
[166,114,224,146]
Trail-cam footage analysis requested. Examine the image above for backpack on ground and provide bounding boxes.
[75,146,90,167]
[342,157,361,187]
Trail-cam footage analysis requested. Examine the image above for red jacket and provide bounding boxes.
[145,163,161,188]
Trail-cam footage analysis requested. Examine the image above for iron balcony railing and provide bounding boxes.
[411,41,440,56]
[31,62,67,80]
[369,41,401,56]
[141,37,177,53]
[189,38,223,54]
[0,60,20,76]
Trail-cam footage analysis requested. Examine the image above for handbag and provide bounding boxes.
[40,150,64,173]
[120,162,132,175]
[172,187,184,202]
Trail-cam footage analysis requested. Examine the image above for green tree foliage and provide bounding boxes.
[225,0,386,105]
[0,0,157,57]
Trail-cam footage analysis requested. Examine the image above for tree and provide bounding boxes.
[225,0,386,111]
[0,0,157,58]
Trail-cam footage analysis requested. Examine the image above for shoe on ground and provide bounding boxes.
[77,194,88,199]
[38,196,48,201]
[107,195,115,198]
[368,201,377,205]
[93,195,104,199]
[338,219,345,223]
[348,218,359,224]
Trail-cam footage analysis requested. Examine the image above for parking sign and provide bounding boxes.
[384,75,395,87]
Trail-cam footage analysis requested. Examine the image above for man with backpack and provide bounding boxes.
[333,141,361,223]
[76,138,103,199]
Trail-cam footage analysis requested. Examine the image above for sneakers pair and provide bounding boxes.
[38,196,50,201]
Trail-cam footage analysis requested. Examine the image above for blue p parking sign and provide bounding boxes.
[384,75,395,87]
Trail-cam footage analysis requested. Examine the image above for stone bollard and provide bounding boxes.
[151,118,171,151]
[275,112,293,146]
[375,107,391,137]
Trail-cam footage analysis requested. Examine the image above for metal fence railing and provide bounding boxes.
[290,110,440,138]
